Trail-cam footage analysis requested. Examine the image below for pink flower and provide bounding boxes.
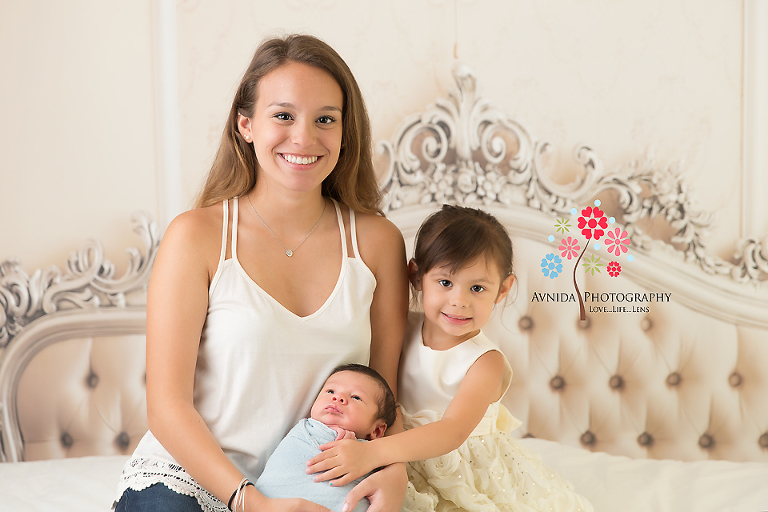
[577,206,608,240]
[605,228,630,256]
[607,261,622,277]
[559,236,580,260]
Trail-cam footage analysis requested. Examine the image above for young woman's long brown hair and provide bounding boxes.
[195,34,382,214]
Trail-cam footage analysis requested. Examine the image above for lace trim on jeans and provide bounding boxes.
[116,457,230,512]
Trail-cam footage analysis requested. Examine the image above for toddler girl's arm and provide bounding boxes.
[307,350,505,486]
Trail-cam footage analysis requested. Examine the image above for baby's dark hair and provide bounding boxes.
[412,204,514,284]
[330,364,397,429]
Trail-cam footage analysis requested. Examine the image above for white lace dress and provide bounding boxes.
[399,313,594,512]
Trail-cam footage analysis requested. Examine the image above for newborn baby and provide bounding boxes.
[255,364,397,512]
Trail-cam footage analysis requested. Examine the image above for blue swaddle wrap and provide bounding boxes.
[256,418,370,512]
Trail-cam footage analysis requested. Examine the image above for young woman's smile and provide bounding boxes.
[238,61,344,196]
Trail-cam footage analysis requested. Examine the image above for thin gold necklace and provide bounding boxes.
[246,195,326,257]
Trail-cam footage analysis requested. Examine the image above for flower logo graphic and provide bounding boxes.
[582,254,603,276]
[577,206,608,240]
[559,236,580,260]
[548,200,633,320]
[605,228,630,257]
[555,217,571,234]
[571,205,610,320]
[541,253,563,279]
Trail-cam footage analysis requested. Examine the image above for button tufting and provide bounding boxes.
[549,375,566,390]
[666,372,682,387]
[61,432,74,448]
[609,375,624,390]
[116,432,131,450]
[640,317,652,332]
[759,433,768,449]
[86,372,99,388]
[728,372,742,387]
[637,432,654,447]
[698,433,714,449]
[580,431,596,446]
[518,316,533,331]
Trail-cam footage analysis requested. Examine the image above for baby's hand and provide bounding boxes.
[329,426,357,441]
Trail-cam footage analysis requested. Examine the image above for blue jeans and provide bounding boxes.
[114,483,204,512]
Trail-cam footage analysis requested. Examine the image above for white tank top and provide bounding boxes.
[120,198,376,506]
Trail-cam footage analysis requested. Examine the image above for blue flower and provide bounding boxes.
[541,253,563,279]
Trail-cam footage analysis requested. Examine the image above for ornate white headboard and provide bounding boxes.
[0,213,159,462]
[1,66,767,465]
[379,65,768,462]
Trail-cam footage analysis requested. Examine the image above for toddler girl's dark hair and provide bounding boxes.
[412,204,514,284]
[330,364,397,429]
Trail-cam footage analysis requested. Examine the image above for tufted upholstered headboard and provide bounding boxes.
[0,213,159,462]
[1,67,767,465]
[379,66,768,462]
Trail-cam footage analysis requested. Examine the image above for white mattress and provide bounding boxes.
[528,438,768,512]
[0,440,767,512]
[0,455,126,512]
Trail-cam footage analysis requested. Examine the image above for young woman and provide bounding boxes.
[114,34,409,512]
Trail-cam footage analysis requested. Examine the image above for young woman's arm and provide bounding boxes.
[359,214,409,398]
[146,208,329,512]
[342,213,409,512]
[307,350,505,486]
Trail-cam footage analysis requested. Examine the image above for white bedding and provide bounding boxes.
[0,455,126,512]
[1,440,766,512]
[528,438,768,512]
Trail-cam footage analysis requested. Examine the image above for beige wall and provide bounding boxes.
[1,1,158,271]
[1,0,760,274]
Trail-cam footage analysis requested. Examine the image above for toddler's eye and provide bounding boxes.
[326,389,334,394]
[352,395,362,401]
[471,285,486,293]
[438,279,452,288]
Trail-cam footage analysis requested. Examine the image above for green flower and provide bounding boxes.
[582,254,603,276]
[555,217,571,234]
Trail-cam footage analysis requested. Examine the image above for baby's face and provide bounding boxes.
[310,371,386,440]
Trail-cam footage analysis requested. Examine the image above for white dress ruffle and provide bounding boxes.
[401,419,594,512]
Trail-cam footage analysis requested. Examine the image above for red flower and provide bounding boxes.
[559,236,580,260]
[607,261,622,277]
[605,228,630,256]
[577,206,608,240]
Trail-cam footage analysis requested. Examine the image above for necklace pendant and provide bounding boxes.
[285,249,293,257]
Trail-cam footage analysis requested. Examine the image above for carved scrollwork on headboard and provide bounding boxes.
[378,64,601,216]
[0,211,160,348]
[378,65,767,285]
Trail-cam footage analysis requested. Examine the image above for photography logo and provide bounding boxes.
[537,199,645,320]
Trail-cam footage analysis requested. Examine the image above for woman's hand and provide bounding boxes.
[244,486,331,512]
[306,439,379,485]
[343,462,408,512]
[257,498,331,512]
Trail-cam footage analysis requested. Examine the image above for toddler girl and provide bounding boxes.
[308,205,594,512]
